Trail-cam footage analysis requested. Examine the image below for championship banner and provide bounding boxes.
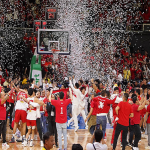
[30,55,42,85]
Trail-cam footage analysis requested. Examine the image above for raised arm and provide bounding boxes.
[69,78,79,96]
[91,78,97,92]
[12,83,19,93]
[69,88,73,101]
[1,93,10,104]
[72,75,76,86]
[49,89,53,102]
[19,89,28,94]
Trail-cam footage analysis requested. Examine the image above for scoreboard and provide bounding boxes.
[34,7,57,32]
[45,7,57,20]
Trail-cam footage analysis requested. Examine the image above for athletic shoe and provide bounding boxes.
[30,140,33,147]
[40,141,44,147]
[74,126,79,132]
[127,143,133,148]
[16,136,22,142]
[9,137,15,143]
[67,119,72,127]
[145,146,150,149]
[15,130,21,138]
[85,125,88,129]
[132,147,139,150]
[120,143,123,147]
[2,143,9,148]
[22,138,25,145]
[141,134,147,139]
[24,140,27,147]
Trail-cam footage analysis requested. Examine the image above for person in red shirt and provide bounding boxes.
[91,79,101,94]
[136,65,142,80]
[49,88,72,150]
[42,89,50,134]
[130,95,147,149]
[130,64,136,80]
[144,103,150,149]
[0,90,10,148]
[137,55,143,67]
[143,51,148,60]
[23,33,28,45]
[113,93,133,150]
[93,90,117,138]
[6,87,15,126]
[135,50,141,58]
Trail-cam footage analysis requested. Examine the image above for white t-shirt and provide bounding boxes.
[27,97,37,120]
[86,142,108,150]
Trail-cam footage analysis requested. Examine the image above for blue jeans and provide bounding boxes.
[56,122,67,150]
[96,116,107,138]
[40,113,48,134]
[90,125,96,135]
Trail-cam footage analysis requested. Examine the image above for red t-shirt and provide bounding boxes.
[17,92,28,101]
[119,88,122,94]
[130,68,135,80]
[136,69,142,79]
[90,100,97,116]
[130,104,140,125]
[7,89,15,103]
[41,58,46,67]
[93,96,116,114]
[51,99,71,123]
[0,99,6,120]
[147,105,150,123]
[117,101,133,126]
[43,97,49,117]
[96,89,100,94]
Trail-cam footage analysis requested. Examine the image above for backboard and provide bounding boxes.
[37,29,70,55]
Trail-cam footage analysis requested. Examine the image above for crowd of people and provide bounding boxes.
[1,0,150,30]
[0,57,150,150]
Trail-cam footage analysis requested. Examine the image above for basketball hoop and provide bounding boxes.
[51,49,60,62]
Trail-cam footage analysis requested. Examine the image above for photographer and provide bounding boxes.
[46,93,58,147]
[0,90,10,148]
[86,129,107,150]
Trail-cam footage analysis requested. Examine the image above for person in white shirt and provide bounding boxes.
[68,77,88,131]
[30,78,40,89]
[43,79,50,91]
[117,71,123,82]
[86,129,108,150]
[68,78,81,131]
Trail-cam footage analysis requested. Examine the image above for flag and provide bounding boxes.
[30,55,42,85]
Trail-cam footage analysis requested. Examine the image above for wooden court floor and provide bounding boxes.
[0,124,148,150]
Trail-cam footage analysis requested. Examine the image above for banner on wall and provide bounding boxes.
[30,55,42,85]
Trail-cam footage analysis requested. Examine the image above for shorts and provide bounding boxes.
[27,120,36,127]
[15,110,27,123]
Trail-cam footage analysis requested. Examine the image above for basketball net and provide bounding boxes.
[51,49,60,62]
